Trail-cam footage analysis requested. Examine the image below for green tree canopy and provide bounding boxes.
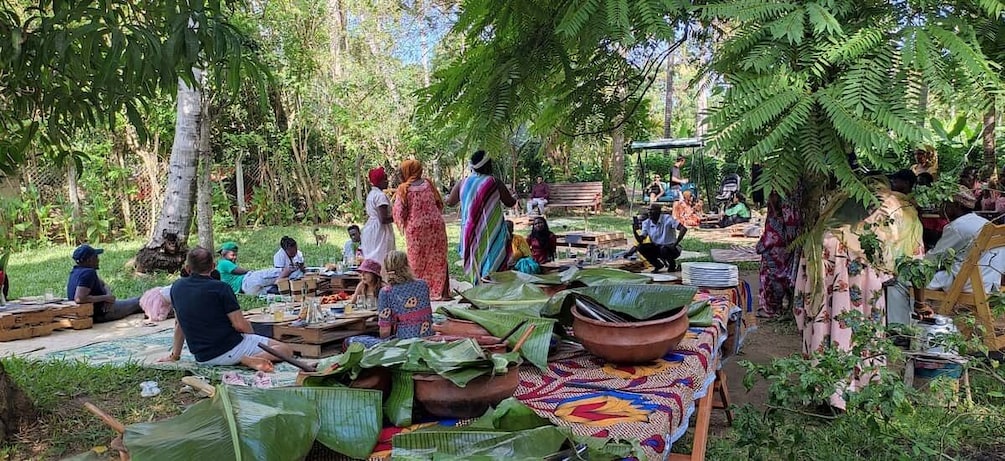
[0,0,267,173]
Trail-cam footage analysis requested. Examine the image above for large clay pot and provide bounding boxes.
[572,304,689,363]
[426,335,508,354]
[537,283,568,297]
[413,365,520,418]
[432,318,491,337]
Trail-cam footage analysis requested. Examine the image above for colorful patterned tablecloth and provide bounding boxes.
[514,294,731,459]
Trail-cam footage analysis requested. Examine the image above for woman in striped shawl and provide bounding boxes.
[446,150,518,283]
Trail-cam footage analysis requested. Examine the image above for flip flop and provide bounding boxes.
[221,371,247,386]
[251,371,273,389]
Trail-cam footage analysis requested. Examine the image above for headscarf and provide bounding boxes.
[395,159,443,226]
[368,167,386,187]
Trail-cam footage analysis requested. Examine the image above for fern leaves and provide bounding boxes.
[703,0,1002,199]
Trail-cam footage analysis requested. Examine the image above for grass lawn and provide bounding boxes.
[0,211,746,459]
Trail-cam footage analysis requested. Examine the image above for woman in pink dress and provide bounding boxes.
[392,159,451,300]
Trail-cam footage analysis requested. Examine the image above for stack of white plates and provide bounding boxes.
[681,262,739,288]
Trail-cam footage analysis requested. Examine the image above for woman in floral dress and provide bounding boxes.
[756,190,802,318]
[392,159,450,300]
[793,180,923,409]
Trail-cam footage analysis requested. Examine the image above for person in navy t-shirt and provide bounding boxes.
[67,244,142,322]
[159,247,293,371]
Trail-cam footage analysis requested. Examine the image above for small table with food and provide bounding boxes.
[248,300,377,358]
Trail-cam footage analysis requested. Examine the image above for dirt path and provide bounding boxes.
[710,271,801,431]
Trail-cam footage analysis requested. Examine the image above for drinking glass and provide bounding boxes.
[44,289,54,302]
[365,295,378,311]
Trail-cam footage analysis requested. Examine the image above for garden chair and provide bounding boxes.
[922,223,1005,351]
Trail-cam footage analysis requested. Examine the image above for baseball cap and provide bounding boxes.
[72,244,104,262]
[219,241,239,253]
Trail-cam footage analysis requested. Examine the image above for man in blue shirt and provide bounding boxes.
[160,247,292,371]
[632,204,688,273]
[67,244,142,322]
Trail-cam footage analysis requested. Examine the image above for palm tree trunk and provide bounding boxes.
[196,92,214,250]
[136,73,202,273]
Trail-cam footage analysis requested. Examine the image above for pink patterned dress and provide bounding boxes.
[793,188,923,409]
[393,181,450,299]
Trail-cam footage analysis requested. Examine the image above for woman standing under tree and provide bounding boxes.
[755,190,802,318]
[393,159,451,300]
[446,150,518,283]
[361,167,395,265]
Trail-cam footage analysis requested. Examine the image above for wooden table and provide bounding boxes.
[556,231,628,249]
[539,257,646,273]
[250,307,377,358]
[0,298,93,341]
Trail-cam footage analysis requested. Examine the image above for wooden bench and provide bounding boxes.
[922,223,1005,351]
[540,181,603,213]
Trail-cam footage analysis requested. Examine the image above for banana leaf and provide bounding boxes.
[460,282,551,315]
[276,387,382,459]
[544,284,697,321]
[687,301,714,327]
[123,385,319,461]
[391,426,572,460]
[441,306,555,369]
[468,397,551,432]
[557,267,651,286]
[489,270,562,285]
[386,371,414,427]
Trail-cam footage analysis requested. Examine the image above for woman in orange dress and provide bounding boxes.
[392,159,451,300]
[672,190,701,227]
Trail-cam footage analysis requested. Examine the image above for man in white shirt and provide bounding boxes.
[632,204,688,273]
[343,225,362,265]
[925,186,1005,294]
[273,236,305,271]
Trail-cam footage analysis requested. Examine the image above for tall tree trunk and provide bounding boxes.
[663,51,675,140]
[418,0,431,87]
[983,102,997,182]
[66,161,82,242]
[196,93,214,250]
[124,126,163,234]
[136,73,203,273]
[112,137,133,233]
[610,124,627,205]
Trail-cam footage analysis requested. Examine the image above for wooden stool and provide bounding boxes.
[712,369,733,426]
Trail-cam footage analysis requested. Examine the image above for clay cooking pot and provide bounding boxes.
[572,303,689,363]
[413,365,520,418]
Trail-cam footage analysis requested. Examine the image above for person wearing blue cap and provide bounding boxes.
[67,244,142,322]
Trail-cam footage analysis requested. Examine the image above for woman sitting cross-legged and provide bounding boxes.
[527,216,558,264]
[344,251,434,349]
[720,193,752,227]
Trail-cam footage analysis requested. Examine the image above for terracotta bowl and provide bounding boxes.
[413,365,521,418]
[537,283,569,297]
[432,318,491,337]
[572,304,689,363]
[349,368,391,395]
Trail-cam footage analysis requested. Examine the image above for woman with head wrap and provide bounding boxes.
[445,150,518,283]
[392,159,451,300]
[361,167,396,265]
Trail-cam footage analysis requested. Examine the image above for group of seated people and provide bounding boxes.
[646,156,691,204]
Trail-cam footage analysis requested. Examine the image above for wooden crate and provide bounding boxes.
[557,231,628,249]
[271,313,377,358]
[0,301,93,329]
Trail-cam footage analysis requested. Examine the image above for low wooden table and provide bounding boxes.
[540,257,646,273]
[556,231,628,249]
[317,272,361,295]
[250,308,377,358]
[0,298,93,341]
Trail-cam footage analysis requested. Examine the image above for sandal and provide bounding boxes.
[251,371,273,389]
[221,372,247,386]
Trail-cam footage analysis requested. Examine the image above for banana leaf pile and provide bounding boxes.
[302,339,521,426]
[80,385,383,461]
[390,398,644,460]
[544,284,698,322]
[440,306,556,369]
[489,267,651,287]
